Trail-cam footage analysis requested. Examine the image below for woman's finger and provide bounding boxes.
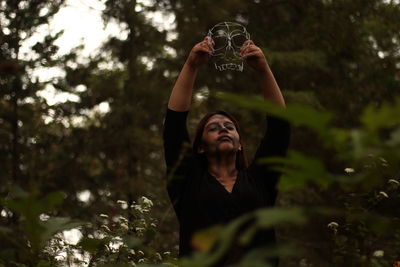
[242,52,257,59]
[194,39,212,54]
[242,40,254,48]
[242,49,263,59]
[195,42,213,55]
[204,37,215,52]
[241,46,260,57]
[242,45,258,52]
[202,41,214,53]
[205,36,213,44]
[240,44,257,55]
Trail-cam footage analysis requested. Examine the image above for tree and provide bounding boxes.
[0,0,80,264]
[58,0,179,255]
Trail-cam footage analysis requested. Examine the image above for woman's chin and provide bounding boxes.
[216,143,237,153]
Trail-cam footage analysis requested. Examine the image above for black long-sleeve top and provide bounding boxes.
[163,108,290,264]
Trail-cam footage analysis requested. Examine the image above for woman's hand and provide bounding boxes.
[240,40,269,74]
[185,37,214,69]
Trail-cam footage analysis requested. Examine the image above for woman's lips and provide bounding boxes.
[217,135,233,142]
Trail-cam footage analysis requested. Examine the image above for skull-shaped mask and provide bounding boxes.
[207,22,250,72]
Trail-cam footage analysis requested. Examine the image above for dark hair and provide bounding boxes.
[192,111,248,170]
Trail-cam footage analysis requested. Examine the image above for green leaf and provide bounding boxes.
[239,208,307,245]
[217,92,332,135]
[191,225,222,253]
[255,207,307,228]
[187,214,252,267]
[8,185,29,199]
[259,151,331,190]
[0,226,12,235]
[185,207,306,266]
[79,237,107,254]
[41,191,65,211]
[361,97,400,131]
[3,191,65,220]
[121,235,142,248]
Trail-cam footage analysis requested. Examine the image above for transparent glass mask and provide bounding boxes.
[207,22,250,72]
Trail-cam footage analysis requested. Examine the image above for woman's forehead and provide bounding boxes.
[206,114,234,125]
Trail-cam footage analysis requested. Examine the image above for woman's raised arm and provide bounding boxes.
[168,37,214,111]
[241,41,285,107]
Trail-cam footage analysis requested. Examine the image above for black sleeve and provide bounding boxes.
[163,108,191,174]
[248,115,291,203]
[162,108,193,214]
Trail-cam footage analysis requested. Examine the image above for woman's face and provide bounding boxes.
[199,114,241,154]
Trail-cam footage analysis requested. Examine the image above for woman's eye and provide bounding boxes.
[226,125,235,130]
[208,127,217,132]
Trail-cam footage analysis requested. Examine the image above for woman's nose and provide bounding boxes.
[219,126,228,133]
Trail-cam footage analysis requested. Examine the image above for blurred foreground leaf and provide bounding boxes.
[260,151,331,191]
[1,187,84,254]
[361,97,400,131]
[191,225,222,253]
[217,92,332,135]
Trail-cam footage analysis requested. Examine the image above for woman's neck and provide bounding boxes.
[207,153,237,179]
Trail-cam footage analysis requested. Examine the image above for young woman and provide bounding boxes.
[163,37,290,266]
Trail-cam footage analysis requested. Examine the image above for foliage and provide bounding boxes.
[76,196,171,266]
[0,187,83,265]
[208,92,400,266]
[1,0,400,266]
[0,92,391,266]
[0,190,175,266]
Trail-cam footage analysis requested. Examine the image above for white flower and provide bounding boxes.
[299,258,310,267]
[344,168,355,174]
[372,250,384,257]
[327,222,339,228]
[101,225,111,232]
[138,250,145,256]
[388,179,400,185]
[155,252,162,261]
[117,200,127,205]
[327,222,339,234]
[141,196,153,207]
[99,214,108,219]
[39,214,50,221]
[379,191,389,198]
[133,205,145,213]
[119,216,128,223]
[135,227,145,233]
[120,222,129,231]
[379,157,388,163]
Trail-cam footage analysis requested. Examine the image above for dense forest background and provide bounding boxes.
[1,0,400,266]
